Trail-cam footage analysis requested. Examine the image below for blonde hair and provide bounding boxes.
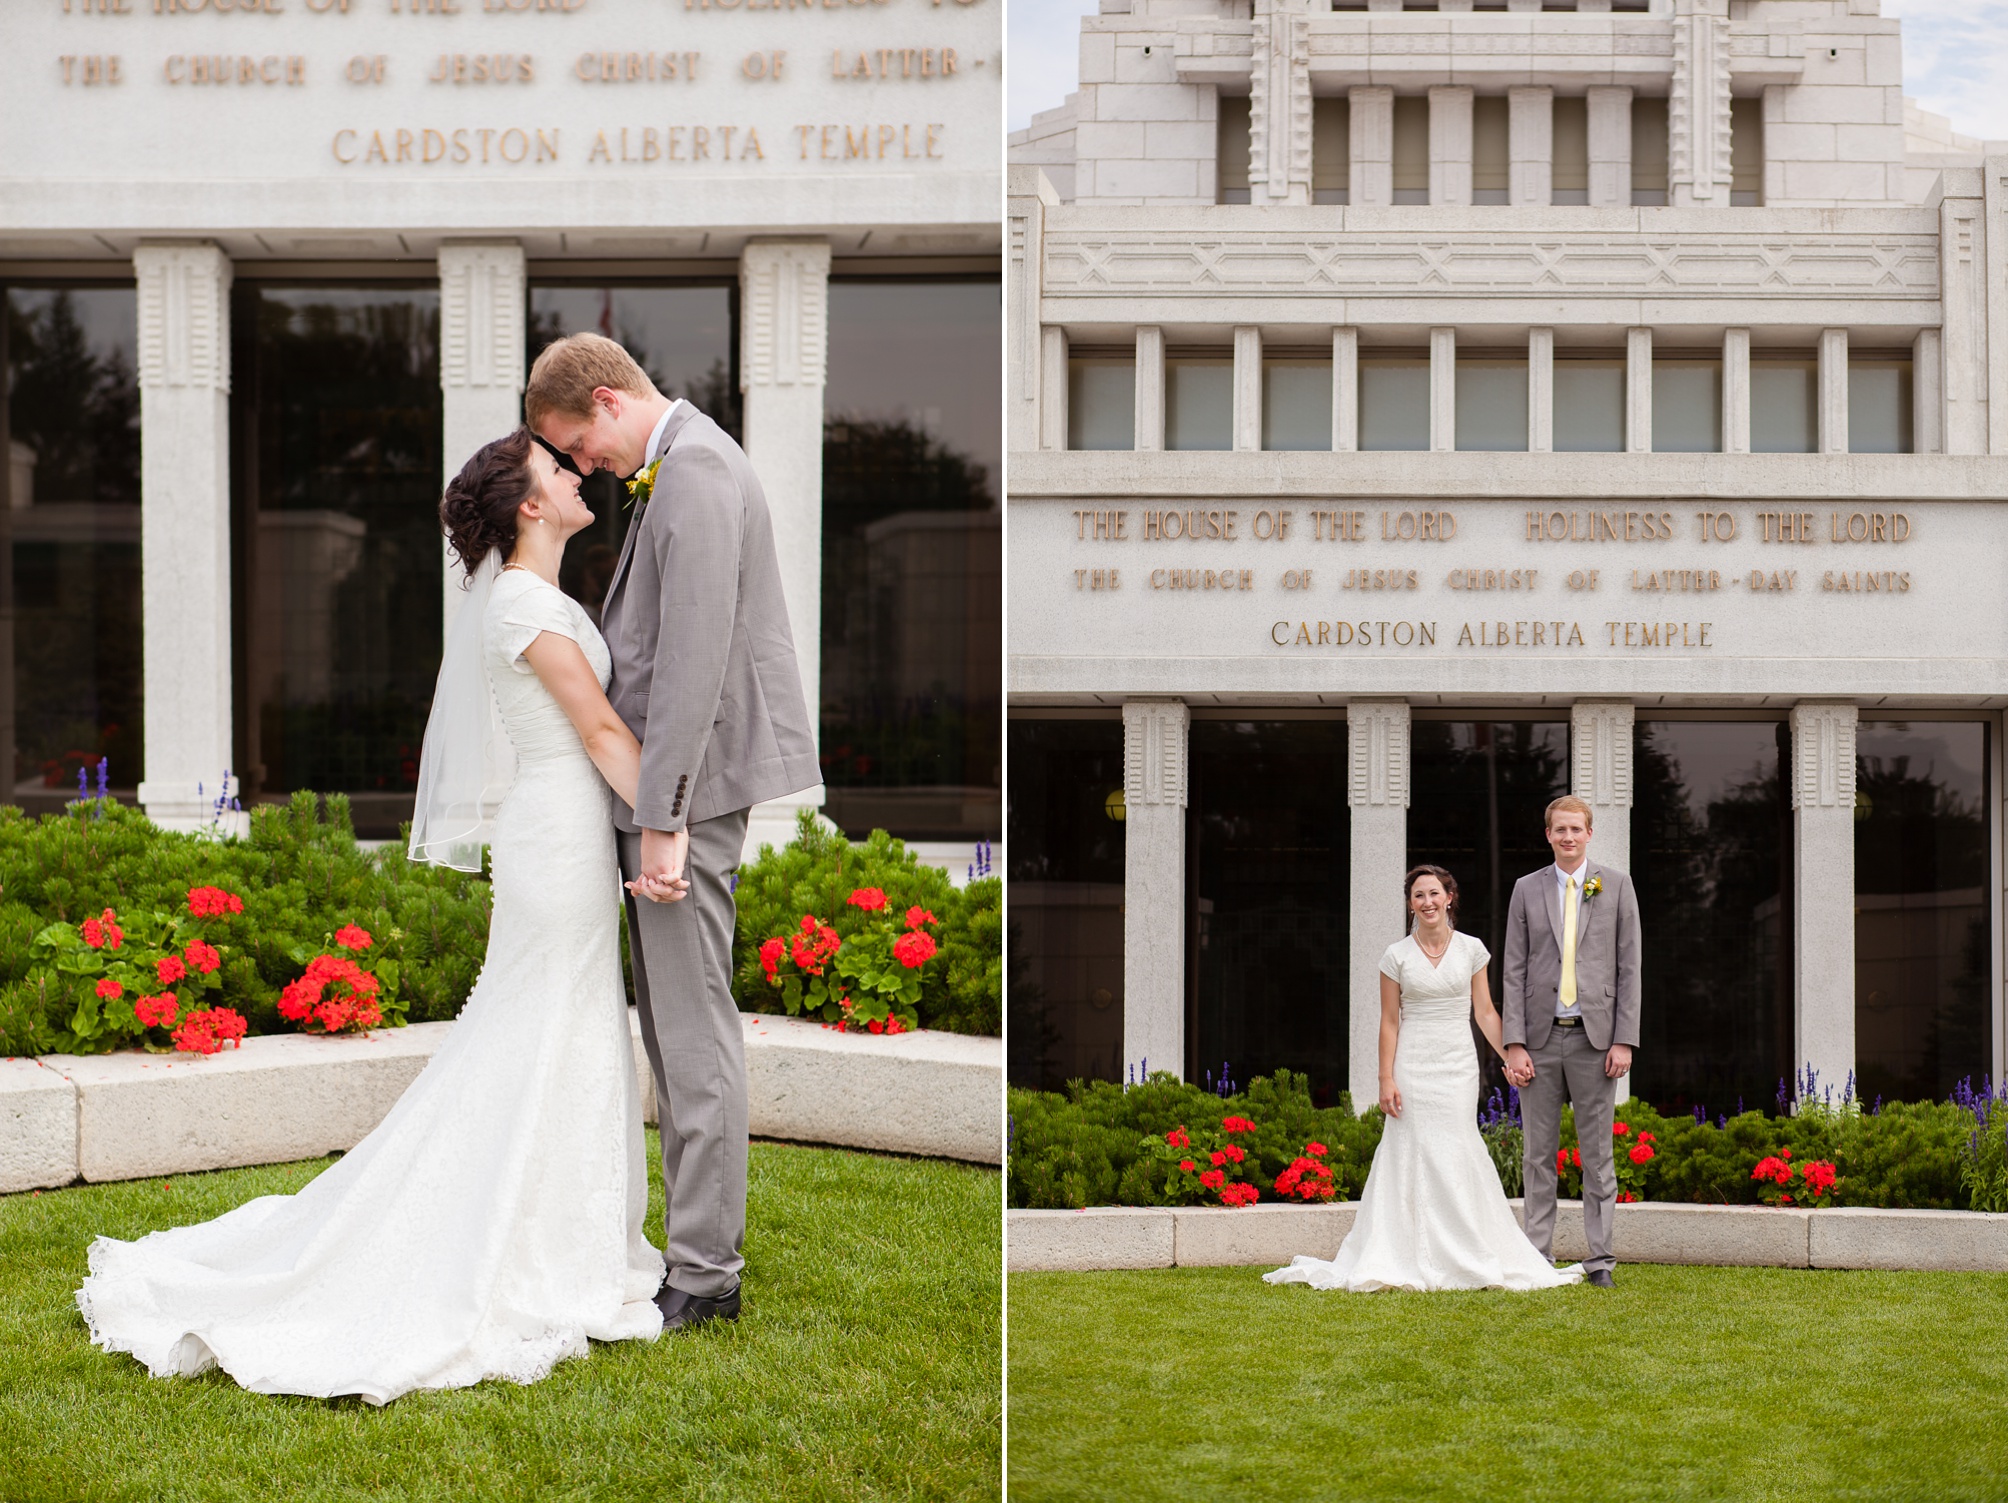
[524,332,657,425]
[1544,794,1594,831]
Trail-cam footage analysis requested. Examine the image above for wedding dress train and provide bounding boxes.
[1265,932,1582,1294]
[76,569,664,1403]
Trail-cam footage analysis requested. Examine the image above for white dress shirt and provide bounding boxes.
[1552,862,1587,1018]
[643,398,685,465]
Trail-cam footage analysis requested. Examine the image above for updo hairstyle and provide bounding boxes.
[1403,864,1460,929]
[440,427,538,576]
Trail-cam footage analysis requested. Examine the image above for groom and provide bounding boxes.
[526,333,819,1331]
[1501,795,1641,1289]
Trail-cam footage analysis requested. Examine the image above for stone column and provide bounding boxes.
[1039,327,1068,451]
[1818,327,1849,455]
[1508,87,1554,206]
[1349,87,1394,209]
[1572,698,1635,1101]
[135,244,235,832]
[1790,701,1859,1099]
[1586,86,1634,208]
[1135,326,1165,452]
[1124,699,1190,1081]
[739,240,832,856]
[1430,327,1456,453]
[1723,327,1751,454]
[1429,86,1474,208]
[1333,326,1359,452]
[1007,168,1058,456]
[1233,325,1262,452]
[1670,8,1732,208]
[439,243,525,635]
[1348,699,1410,1112]
[1914,328,1943,455]
[1529,328,1554,453]
[1626,327,1653,453]
[1249,0,1313,208]
[1938,181,1988,455]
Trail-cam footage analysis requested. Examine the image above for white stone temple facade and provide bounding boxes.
[1007,0,2008,1115]
[3,0,1001,861]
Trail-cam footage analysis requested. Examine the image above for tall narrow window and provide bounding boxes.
[1552,96,1589,205]
[1359,358,1430,451]
[1472,96,1509,205]
[1217,94,1251,205]
[1552,357,1625,452]
[1730,96,1763,206]
[1067,358,1135,451]
[1392,96,1429,205]
[1263,359,1333,451]
[1751,359,1817,454]
[1849,359,1914,454]
[1653,358,1723,453]
[1312,96,1350,205]
[1166,358,1232,451]
[1632,97,1670,206]
[1455,358,1528,452]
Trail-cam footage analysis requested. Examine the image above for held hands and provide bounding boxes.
[1604,1043,1633,1080]
[1503,1044,1535,1088]
[1378,1076,1403,1119]
[627,827,691,905]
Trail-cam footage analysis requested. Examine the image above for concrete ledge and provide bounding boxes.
[0,1057,78,1193]
[1008,1200,2008,1274]
[7,1010,1000,1190]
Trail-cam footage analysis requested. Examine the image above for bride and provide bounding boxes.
[76,429,679,1402]
[1266,865,1581,1294]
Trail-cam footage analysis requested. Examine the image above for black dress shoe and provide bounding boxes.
[1587,1269,1616,1289]
[656,1281,742,1332]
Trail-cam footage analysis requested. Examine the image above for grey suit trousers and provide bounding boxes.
[1519,1025,1618,1276]
[619,809,749,1299]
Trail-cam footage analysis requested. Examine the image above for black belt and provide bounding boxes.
[1553,1015,1583,1028]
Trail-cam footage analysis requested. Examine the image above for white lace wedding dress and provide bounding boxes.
[1265,932,1582,1293]
[76,569,664,1403]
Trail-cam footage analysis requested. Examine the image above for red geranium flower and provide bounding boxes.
[1221,1116,1257,1134]
[1613,1121,1631,1136]
[134,992,178,1030]
[1210,1150,1227,1167]
[81,909,123,950]
[847,888,888,911]
[1179,1159,1196,1172]
[905,905,938,930]
[184,939,222,975]
[1628,1143,1655,1165]
[334,924,373,951]
[1305,1142,1327,1157]
[1165,1127,1190,1148]
[173,1005,247,1055]
[758,936,785,981]
[867,1018,885,1034]
[156,955,187,986]
[892,930,938,969]
[1222,1143,1247,1164]
[94,977,123,1000]
[187,886,245,919]
[1199,1169,1225,1190]
[1220,1183,1259,1207]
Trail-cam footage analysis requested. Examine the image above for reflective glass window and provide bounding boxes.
[1553,359,1625,452]
[3,287,142,813]
[1007,718,1125,1091]
[1311,97,1349,204]
[1455,359,1528,452]
[1855,721,1991,1102]
[1166,360,1232,452]
[1751,360,1817,453]
[1630,720,1793,1114]
[1191,720,1351,1106]
[1359,359,1429,451]
[1848,361,1913,455]
[1218,95,1251,204]
[1653,360,1722,453]
[1068,360,1134,451]
[821,279,1000,843]
[232,285,442,837]
[1263,361,1332,451]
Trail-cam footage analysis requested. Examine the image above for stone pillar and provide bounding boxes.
[1007,168,1058,456]
[1123,699,1189,1081]
[1818,327,1849,454]
[1586,86,1634,208]
[135,244,235,832]
[1723,327,1751,454]
[1914,328,1943,455]
[1135,326,1165,452]
[1626,327,1653,453]
[1430,327,1456,453]
[439,243,525,635]
[1572,698,1635,1100]
[1233,326,1262,452]
[1528,328,1554,453]
[1790,701,1859,1100]
[1333,326,1359,452]
[1349,87,1394,210]
[1249,0,1313,208]
[1670,8,1732,208]
[1348,699,1410,1113]
[1039,326,1068,451]
[1938,183,1988,455]
[1508,87,1553,206]
[739,240,832,857]
[1429,86,1474,208]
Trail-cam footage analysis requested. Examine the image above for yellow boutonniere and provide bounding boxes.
[1582,875,1603,902]
[624,457,662,512]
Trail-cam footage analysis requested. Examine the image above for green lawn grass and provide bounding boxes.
[1009,1264,2008,1503]
[0,1135,1001,1502]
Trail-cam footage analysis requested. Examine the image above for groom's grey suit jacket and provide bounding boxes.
[1501,861,1642,1054]
[599,403,819,835]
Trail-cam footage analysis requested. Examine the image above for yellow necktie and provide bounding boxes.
[1559,875,1579,1010]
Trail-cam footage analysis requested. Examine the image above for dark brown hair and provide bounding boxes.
[441,427,537,575]
[1403,864,1460,928]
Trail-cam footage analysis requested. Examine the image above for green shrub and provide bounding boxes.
[732,810,1000,1036]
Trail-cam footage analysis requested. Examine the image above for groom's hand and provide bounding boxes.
[1504,1044,1534,1087]
[633,827,691,904]
[1604,1043,1632,1080]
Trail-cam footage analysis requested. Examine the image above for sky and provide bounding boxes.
[1008,0,2008,141]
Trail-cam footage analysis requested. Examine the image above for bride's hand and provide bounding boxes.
[1378,1078,1402,1118]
